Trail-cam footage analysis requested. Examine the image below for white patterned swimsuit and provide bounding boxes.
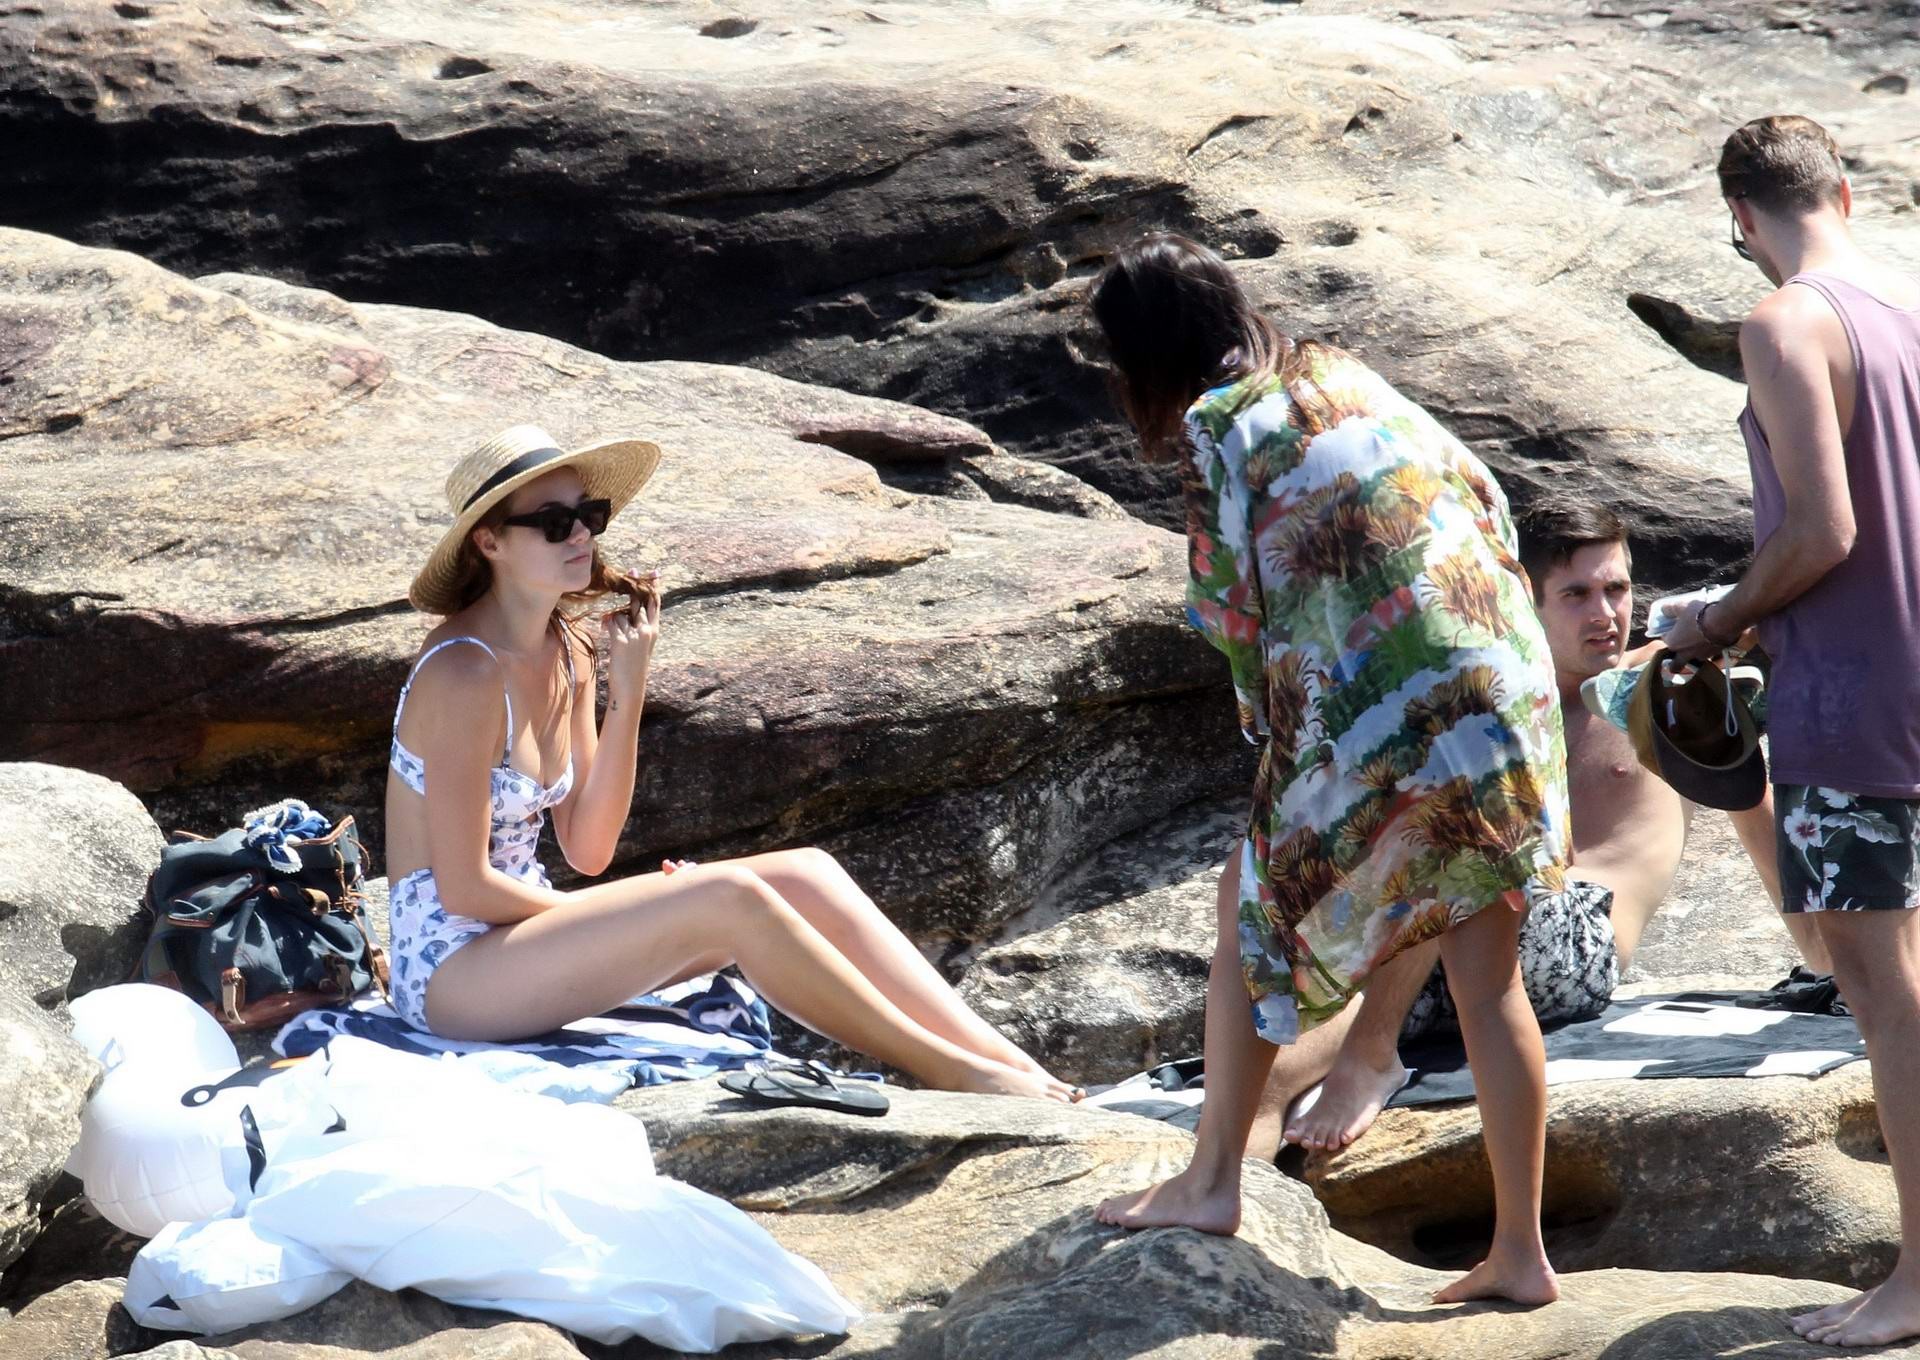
[387,634,575,1033]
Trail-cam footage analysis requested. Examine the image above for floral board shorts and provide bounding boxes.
[1399,879,1618,1040]
[1777,785,1920,912]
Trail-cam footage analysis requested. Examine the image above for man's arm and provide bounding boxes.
[1666,288,1856,658]
[1726,788,1833,973]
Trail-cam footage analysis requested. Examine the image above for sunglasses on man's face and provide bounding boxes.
[501,497,612,543]
[1729,210,1755,263]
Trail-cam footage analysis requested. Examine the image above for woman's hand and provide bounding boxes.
[604,575,659,716]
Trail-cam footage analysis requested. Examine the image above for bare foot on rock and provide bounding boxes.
[1432,1247,1559,1306]
[1791,1287,1872,1338]
[1804,1278,1920,1348]
[954,1056,1078,1103]
[1284,1052,1408,1150]
[1094,1167,1242,1236]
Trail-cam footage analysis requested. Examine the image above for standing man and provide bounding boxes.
[1664,114,1920,1349]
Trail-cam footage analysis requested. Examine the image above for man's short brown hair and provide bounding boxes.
[1718,115,1846,214]
[1516,499,1630,603]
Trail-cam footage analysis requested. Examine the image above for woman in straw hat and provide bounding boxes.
[384,425,1076,1101]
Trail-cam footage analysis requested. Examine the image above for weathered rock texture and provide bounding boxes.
[0,231,1248,945]
[954,797,1809,1088]
[1309,1066,1892,1289]
[0,991,97,1277]
[1627,804,1806,991]
[0,763,155,1278]
[0,762,163,1008]
[7,1,1920,583]
[132,1283,584,1360]
[5,1076,1915,1358]
[613,1079,1909,1359]
[955,792,1239,1086]
[0,1277,154,1360]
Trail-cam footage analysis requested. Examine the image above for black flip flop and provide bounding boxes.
[719,1060,890,1117]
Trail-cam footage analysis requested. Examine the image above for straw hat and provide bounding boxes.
[408,424,661,615]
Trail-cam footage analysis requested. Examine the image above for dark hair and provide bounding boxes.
[1717,115,1846,215]
[1088,232,1338,460]
[449,500,656,656]
[1515,499,1631,601]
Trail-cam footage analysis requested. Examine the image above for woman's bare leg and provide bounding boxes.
[423,864,1068,1100]
[732,848,1069,1090]
[1431,895,1558,1306]
[1095,843,1282,1235]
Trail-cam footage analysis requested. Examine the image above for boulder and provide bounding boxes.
[0,1196,144,1311]
[0,1277,150,1360]
[0,763,163,1009]
[0,991,98,1275]
[176,1283,586,1360]
[7,1,1920,585]
[0,229,1250,947]
[954,793,1241,1086]
[1307,1067,1893,1290]
[0,762,151,1279]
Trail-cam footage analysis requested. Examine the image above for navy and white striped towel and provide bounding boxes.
[273,973,781,1103]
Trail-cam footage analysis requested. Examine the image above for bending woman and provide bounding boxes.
[1087,236,1570,1304]
[384,425,1073,1102]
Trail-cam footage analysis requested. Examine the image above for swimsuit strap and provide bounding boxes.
[393,636,514,761]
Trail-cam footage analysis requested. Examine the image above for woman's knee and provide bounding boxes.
[693,864,792,926]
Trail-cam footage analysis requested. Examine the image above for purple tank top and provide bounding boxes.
[1742,272,1920,797]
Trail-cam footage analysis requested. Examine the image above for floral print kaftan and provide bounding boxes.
[1184,348,1570,1043]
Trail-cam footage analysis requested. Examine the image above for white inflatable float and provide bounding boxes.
[66,984,264,1236]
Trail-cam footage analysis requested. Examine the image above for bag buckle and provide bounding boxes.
[219,968,245,1026]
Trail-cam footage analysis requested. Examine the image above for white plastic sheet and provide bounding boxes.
[125,1037,858,1351]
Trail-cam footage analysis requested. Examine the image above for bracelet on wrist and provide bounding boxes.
[1698,600,1740,648]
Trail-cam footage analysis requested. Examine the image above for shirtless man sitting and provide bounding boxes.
[1247,497,1831,1160]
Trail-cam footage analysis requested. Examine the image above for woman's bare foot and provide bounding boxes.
[1284,1051,1408,1150]
[999,1047,1087,1101]
[950,1055,1078,1103]
[1432,1244,1559,1306]
[1791,1287,1872,1338]
[1804,1278,1920,1348]
[1094,1165,1242,1235]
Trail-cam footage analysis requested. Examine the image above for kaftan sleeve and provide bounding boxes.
[1182,417,1270,745]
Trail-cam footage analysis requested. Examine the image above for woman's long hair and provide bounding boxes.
[446,502,656,660]
[1089,232,1337,460]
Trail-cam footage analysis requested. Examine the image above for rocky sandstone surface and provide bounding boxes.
[0,228,1248,945]
[9,1078,1915,1360]
[5,0,1918,1354]
[0,764,162,1277]
[0,766,1897,1360]
[7,0,1920,583]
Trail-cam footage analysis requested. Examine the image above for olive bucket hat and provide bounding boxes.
[1583,652,1766,811]
[408,424,661,615]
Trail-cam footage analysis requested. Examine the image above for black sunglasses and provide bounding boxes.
[1729,210,1754,263]
[501,497,612,543]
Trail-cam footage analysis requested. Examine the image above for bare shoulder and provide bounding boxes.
[405,636,505,709]
[1740,286,1845,377]
[1744,283,1839,337]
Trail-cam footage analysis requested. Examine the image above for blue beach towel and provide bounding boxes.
[274,973,781,1103]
